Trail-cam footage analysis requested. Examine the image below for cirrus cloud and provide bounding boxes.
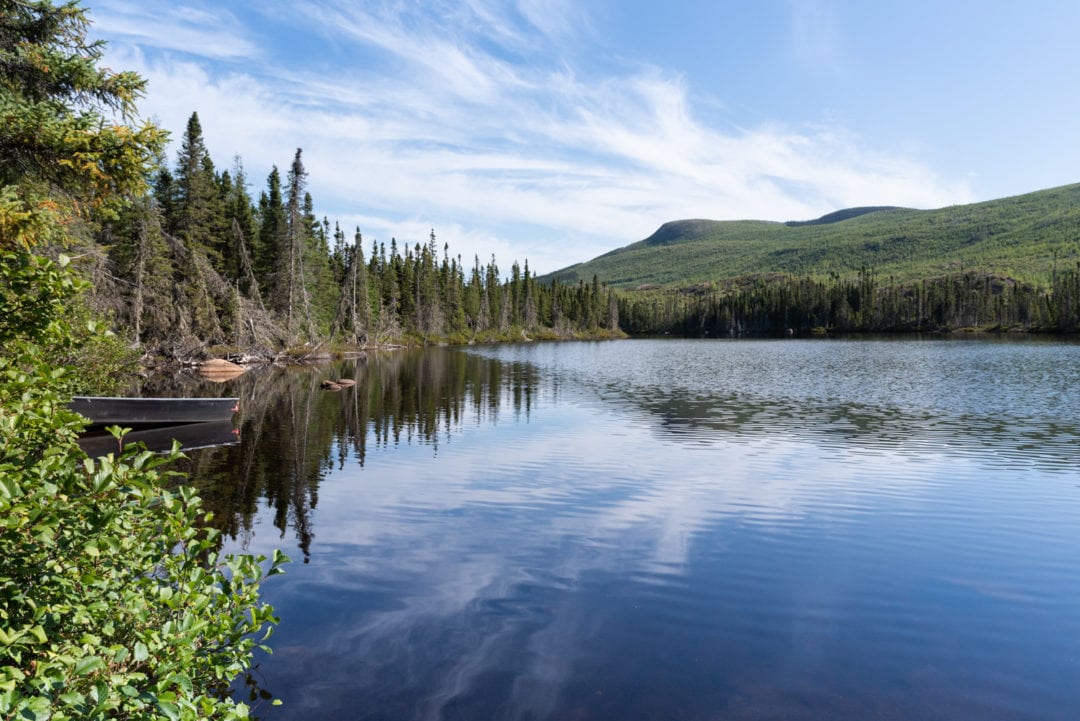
[93,0,973,274]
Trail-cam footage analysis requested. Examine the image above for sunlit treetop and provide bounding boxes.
[0,0,166,248]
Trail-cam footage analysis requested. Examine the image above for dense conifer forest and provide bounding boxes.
[88,112,1080,350]
[618,267,1080,336]
[80,112,621,359]
[551,188,1080,337]
[22,105,1080,354]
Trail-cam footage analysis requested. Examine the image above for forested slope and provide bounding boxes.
[549,184,1080,288]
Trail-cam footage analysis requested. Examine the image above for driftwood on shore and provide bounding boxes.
[199,358,247,382]
[320,378,357,392]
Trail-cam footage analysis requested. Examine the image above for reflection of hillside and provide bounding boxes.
[604,386,1078,472]
[167,349,539,560]
[468,340,1079,472]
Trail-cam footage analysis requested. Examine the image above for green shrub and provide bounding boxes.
[0,251,286,720]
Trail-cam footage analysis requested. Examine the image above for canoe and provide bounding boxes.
[77,420,240,457]
[69,396,239,426]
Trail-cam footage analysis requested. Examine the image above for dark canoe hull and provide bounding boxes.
[77,420,240,457]
[70,396,239,426]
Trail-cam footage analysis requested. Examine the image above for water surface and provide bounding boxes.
[184,338,1080,720]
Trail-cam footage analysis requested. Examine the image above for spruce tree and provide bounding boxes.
[465,255,483,331]
[106,195,174,345]
[331,230,371,345]
[173,112,221,257]
[152,168,177,232]
[0,0,165,247]
[417,230,443,338]
[485,256,501,331]
[523,262,538,330]
[447,254,467,332]
[226,158,260,298]
[283,149,316,339]
[257,166,286,302]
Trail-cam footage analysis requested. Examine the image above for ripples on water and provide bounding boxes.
[477,337,1080,469]
[189,338,1080,721]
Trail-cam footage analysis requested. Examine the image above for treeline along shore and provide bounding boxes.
[619,266,1080,337]
[86,113,622,363]
[51,109,1079,361]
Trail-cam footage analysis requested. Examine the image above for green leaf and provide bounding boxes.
[157,701,180,721]
[25,695,52,721]
[73,656,105,676]
[0,477,17,498]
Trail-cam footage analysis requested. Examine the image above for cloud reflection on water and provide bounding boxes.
[213,340,1080,720]
[245,399,980,718]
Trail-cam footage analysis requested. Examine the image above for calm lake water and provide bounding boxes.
[179,337,1080,721]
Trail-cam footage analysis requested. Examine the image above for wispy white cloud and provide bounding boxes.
[516,0,594,45]
[91,0,259,60]
[95,0,972,274]
[788,0,843,72]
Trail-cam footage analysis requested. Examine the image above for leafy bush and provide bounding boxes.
[1,10,281,712]
[0,251,286,720]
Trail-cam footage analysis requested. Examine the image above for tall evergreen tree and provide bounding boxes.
[331,229,371,345]
[550,277,563,333]
[417,230,444,337]
[226,158,259,297]
[509,261,523,325]
[214,168,239,280]
[331,222,347,286]
[105,195,174,345]
[152,168,176,231]
[300,194,336,330]
[282,149,315,339]
[257,166,286,301]
[172,112,222,257]
[446,254,467,332]
[0,0,165,248]
[523,261,538,330]
[464,255,483,331]
[485,255,502,331]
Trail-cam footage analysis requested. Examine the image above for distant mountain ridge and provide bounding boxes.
[546,184,1080,289]
[640,219,729,246]
[783,206,905,227]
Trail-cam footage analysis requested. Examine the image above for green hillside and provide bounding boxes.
[548,184,1080,288]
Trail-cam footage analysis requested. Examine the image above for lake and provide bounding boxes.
[176,337,1080,720]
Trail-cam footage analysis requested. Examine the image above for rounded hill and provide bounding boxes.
[544,184,1080,288]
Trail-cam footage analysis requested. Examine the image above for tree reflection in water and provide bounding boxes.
[141,348,539,563]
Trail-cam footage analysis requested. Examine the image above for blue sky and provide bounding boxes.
[91,0,1080,274]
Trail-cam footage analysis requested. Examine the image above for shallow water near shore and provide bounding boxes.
[180,337,1080,720]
